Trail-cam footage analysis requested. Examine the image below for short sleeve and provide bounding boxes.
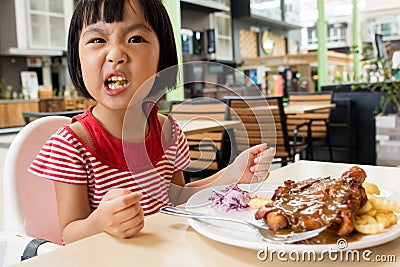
[173,123,190,172]
[28,127,88,184]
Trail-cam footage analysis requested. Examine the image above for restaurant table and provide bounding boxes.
[283,103,336,115]
[178,120,240,135]
[14,160,400,267]
[252,103,336,115]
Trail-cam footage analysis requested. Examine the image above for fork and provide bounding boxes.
[159,206,326,244]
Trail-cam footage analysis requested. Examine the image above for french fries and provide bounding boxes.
[362,182,380,195]
[355,182,399,234]
[249,195,273,209]
[355,222,385,234]
[369,197,400,213]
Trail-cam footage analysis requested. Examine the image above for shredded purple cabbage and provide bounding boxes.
[208,184,251,213]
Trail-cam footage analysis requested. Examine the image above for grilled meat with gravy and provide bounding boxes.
[255,166,367,235]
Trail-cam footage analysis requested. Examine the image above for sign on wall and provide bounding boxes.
[20,71,39,99]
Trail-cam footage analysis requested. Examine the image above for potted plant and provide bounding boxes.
[345,42,400,166]
[352,44,400,115]
[352,44,400,166]
[0,78,12,99]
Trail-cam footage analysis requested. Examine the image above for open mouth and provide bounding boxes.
[106,76,129,90]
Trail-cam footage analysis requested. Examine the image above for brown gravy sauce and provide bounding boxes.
[270,177,366,236]
[300,231,364,244]
[276,228,365,244]
[274,178,359,230]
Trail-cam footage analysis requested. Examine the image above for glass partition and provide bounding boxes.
[284,0,300,25]
[250,0,301,25]
[250,0,282,21]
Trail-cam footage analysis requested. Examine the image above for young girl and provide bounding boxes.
[29,0,276,244]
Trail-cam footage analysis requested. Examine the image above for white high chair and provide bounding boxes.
[0,116,71,266]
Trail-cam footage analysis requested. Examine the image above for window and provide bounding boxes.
[250,0,282,22]
[181,0,230,10]
[28,0,67,49]
[15,0,73,50]
[284,0,300,25]
[363,15,400,41]
[209,12,233,61]
[208,0,228,4]
[379,23,392,38]
[307,27,317,45]
[327,23,347,43]
[306,23,346,47]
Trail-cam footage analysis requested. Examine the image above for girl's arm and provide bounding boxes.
[169,144,275,205]
[52,122,145,244]
[54,182,144,244]
[187,144,275,187]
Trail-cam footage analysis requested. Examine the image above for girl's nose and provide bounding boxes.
[106,47,127,66]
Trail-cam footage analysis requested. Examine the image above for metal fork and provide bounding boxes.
[160,206,326,244]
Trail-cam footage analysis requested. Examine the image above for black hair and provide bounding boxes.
[67,0,178,99]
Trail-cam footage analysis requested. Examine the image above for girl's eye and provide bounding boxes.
[128,36,145,43]
[89,38,105,44]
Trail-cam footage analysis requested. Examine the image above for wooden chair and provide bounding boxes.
[224,96,308,166]
[64,97,96,111]
[63,98,77,111]
[169,99,231,182]
[286,91,333,161]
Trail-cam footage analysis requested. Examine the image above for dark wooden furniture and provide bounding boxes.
[224,96,308,166]
[170,99,231,182]
[286,91,334,161]
[22,110,85,125]
[38,97,65,112]
[0,100,39,128]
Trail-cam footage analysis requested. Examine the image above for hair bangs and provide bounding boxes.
[81,0,125,26]
[68,0,178,99]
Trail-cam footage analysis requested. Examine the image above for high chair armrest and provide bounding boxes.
[0,232,61,266]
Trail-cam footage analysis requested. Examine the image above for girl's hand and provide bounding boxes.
[232,144,276,184]
[93,189,144,238]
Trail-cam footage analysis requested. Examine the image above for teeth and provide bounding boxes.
[107,76,126,82]
[107,76,128,90]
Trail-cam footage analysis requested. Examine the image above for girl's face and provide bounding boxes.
[78,0,160,112]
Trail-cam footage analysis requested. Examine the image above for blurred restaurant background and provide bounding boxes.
[0,0,400,168]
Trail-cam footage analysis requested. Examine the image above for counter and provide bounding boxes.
[0,99,39,128]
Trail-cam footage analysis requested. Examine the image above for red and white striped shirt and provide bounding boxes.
[29,102,190,216]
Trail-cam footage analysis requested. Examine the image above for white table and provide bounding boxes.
[15,161,400,267]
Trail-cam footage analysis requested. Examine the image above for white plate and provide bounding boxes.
[185,183,400,252]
